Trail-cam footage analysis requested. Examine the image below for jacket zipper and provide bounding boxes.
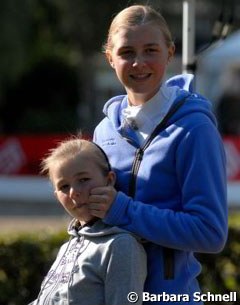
[127,96,189,280]
[128,95,189,198]
[129,148,144,197]
[129,141,176,281]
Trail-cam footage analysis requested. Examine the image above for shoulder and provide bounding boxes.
[174,92,217,128]
[90,223,145,252]
[95,116,110,130]
[103,94,126,113]
[108,232,145,254]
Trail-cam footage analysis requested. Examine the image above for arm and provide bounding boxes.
[104,235,147,305]
[102,123,228,253]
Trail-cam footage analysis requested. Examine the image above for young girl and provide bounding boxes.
[28,138,146,305]
[91,5,228,304]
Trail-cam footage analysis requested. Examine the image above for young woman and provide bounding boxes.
[28,138,146,305]
[90,5,228,304]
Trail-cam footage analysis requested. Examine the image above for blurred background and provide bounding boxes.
[0,0,240,224]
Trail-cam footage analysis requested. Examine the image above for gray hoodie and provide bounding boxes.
[29,219,147,305]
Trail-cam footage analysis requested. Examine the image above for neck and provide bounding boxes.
[127,93,147,106]
[79,217,98,228]
[127,86,161,106]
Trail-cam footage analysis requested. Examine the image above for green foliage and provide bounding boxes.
[197,227,240,304]
[1,56,80,133]
[0,231,67,305]
[0,0,145,83]
[0,227,240,305]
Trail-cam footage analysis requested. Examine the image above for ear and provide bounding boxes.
[106,171,116,186]
[168,44,175,63]
[105,50,115,69]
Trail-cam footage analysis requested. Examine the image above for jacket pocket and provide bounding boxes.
[163,247,175,280]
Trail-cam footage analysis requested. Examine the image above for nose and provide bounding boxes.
[69,185,81,201]
[132,53,146,68]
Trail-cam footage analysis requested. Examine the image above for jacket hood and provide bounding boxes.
[102,74,217,130]
[68,219,137,239]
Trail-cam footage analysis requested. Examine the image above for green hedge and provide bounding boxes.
[197,226,240,304]
[0,228,239,305]
[0,231,67,305]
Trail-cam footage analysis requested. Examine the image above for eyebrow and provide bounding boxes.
[55,171,90,185]
[73,171,90,177]
[144,43,160,47]
[119,43,160,49]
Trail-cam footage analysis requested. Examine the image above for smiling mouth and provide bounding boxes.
[130,73,151,80]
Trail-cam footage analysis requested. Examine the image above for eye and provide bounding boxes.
[146,48,159,53]
[59,184,70,192]
[121,50,132,54]
[78,178,90,183]
[118,49,134,58]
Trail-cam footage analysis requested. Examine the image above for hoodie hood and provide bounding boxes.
[102,74,217,133]
[68,218,138,239]
[166,73,194,91]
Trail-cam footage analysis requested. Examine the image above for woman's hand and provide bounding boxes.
[88,186,117,218]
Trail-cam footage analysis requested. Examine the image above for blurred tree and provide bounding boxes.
[0,0,239,133]
[0,0,153,133]
[1,56,80,133]
[0,0,33,91]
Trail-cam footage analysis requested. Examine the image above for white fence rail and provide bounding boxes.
[0,176,239,209]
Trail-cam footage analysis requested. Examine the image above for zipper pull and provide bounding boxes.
[136,148,144,160]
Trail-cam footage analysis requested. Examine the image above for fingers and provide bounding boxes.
[89,207,108,219]
[90,186,109,195]
[88,186,117,219]
[88,202,108,219]
[88,198,110,219]
[89,186,117,202]
[88,194,108,204]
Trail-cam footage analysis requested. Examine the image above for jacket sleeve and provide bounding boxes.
[104,235,147,305]
[103,123,228,253]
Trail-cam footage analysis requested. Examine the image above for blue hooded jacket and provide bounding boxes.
[93,74,228,304]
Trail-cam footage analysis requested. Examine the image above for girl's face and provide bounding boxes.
[106,23,175,105]
[52,153,115,226]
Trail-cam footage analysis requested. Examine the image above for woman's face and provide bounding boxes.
[52,153,115,226]
[106,23,175,105]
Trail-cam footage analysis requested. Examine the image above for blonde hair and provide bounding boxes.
[103,5,174,52]
[41,138,111,182]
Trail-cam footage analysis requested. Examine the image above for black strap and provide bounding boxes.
[128,95,189,197]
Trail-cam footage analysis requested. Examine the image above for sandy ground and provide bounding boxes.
[0,216,71,234]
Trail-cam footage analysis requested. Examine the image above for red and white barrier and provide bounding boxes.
[0,134,240,207]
